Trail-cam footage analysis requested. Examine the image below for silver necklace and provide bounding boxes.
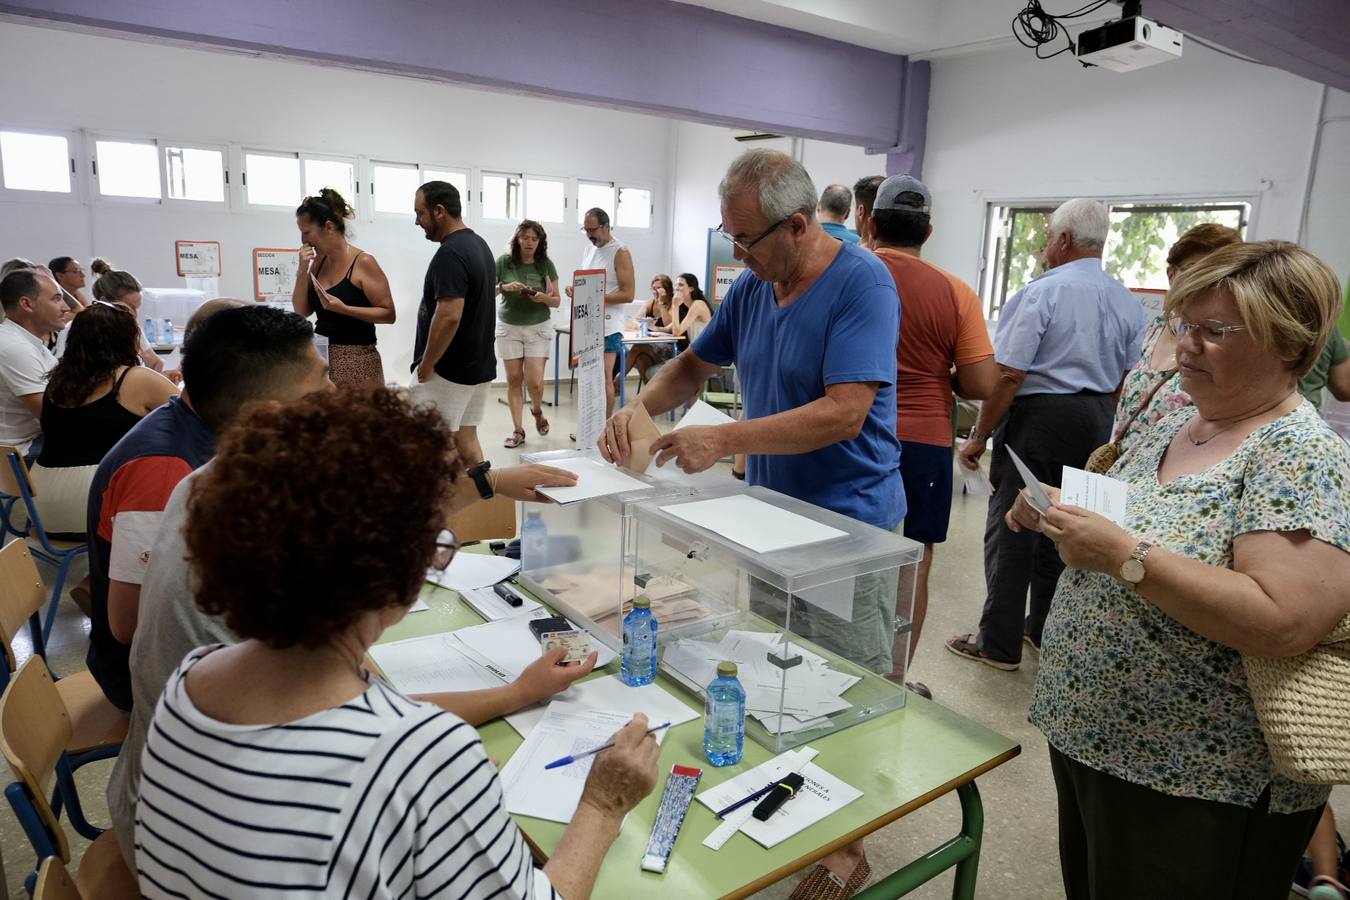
[1185,393,1294,446]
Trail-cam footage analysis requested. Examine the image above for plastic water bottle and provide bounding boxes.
[704,661,746,766]
[521,511,548,571]
[620,596,657,686]
[143,317,158,346]
[639,317,649,338]
[161,317,174,346]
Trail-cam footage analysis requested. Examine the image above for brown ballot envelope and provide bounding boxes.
[624,400,662,474]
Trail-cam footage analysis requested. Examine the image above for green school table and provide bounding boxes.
[376,574,1020,899]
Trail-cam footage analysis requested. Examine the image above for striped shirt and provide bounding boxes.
[135,646,557,899]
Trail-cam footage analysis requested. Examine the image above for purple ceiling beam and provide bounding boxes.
[0,0,913,149]
[1142,0,1350,92]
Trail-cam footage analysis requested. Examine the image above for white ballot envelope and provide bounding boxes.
[1006,446,1053,514]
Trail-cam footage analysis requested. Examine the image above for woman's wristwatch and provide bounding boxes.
[1119,540,1155,587]
[967,427,989,443]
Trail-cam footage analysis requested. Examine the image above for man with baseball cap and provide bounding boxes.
[871,175,998,684]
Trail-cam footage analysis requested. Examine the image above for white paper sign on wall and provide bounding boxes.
[253,247,301,301]
[175,240,221,277]
[713,264,746,302]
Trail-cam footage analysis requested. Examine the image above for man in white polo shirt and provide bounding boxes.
[567,207,635,415]
[0,269,65,461]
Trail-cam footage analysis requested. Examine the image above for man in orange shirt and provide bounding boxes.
[870,175,998,684]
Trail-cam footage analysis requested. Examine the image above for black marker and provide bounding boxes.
[752,772,805,821]
[493,582,524,607]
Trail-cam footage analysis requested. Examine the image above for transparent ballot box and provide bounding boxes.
[631,484,923,751]
[515,449,693,650]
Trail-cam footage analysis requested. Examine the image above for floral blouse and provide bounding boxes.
[1030,401,1350,813]
[1110,315,1191,454]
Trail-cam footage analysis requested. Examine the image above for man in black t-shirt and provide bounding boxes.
[411,181,498,464]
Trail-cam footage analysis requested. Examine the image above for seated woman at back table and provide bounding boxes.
[48,255,92,311]
[135,386,660,899]
[91,258,165,374]
[623,274,685,384]
[650,272,713,346]
[1010,241,1350,900]
[31,302,177,536]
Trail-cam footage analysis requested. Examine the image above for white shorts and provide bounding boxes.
[411,374,490,430]
[496,320,554,360]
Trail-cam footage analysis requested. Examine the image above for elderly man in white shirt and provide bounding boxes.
[0,269,65,461]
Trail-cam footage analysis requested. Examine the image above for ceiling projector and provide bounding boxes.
[1076,14,1183,71]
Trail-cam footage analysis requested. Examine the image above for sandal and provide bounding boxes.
[945,633,1019,671]
[788,857,871,899]
[532,408,550,436]
[504,429,526,449]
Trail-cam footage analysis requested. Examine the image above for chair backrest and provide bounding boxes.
[0,657,74,861]
[0,539,46,674]
[34,857,83,900]
[0,446,29,498]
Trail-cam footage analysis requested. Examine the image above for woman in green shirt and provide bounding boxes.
[496,220,560,448]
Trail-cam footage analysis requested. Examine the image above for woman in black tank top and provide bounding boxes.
[291,189,397,388]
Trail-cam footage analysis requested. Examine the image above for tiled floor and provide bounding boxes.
[1,383,1342,899]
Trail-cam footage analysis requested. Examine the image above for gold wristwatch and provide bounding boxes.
[1119,540,1154,587]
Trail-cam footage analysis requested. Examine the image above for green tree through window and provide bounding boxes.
[982,201,1249,318]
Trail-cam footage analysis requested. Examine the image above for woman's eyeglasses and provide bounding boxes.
[1167,316,1248,344]
[429,528,460,571]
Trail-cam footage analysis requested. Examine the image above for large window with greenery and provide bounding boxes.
[980,201,1249,318]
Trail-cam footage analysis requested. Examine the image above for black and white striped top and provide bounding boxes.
[135,646,557,899]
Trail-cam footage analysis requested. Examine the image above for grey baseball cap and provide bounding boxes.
[874,174,931,213]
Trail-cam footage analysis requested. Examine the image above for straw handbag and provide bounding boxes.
[1084,369,1176,475]
[1244,613,1350,783]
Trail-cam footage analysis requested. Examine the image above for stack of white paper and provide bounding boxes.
[696,748,862,848]
[499,702,659,823]
[449,611,617,682]
[660,495,848,555]
[504,673,700,738]
[425,552,520,592]
[533,456,651,505]
[457,585,544,621]
[367,634,507,695]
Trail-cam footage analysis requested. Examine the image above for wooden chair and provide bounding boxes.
[0,447,88,646]
[0,539,126,761]
[34,857,84,900]
[0,658,137,898]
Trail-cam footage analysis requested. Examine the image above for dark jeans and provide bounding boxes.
[1049,746,1322,900]
[977,392,1113,663]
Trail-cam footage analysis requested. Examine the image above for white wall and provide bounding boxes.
[0,22,676,381]
[667,123,880,281]
[921,40,1349,291]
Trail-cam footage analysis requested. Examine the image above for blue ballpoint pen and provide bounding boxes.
[713,781,779,819]
[543,722,672,770]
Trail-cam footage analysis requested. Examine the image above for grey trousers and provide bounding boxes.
[976,392,1114,664]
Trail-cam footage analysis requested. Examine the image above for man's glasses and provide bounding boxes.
[715,217,790,254]
[1168,316,1248,344]
[429,528,460,572]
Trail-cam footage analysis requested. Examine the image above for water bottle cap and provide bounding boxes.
[717,661,737,676]
[632,595,651,609]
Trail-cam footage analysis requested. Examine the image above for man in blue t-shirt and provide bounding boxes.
[598,149,903,670]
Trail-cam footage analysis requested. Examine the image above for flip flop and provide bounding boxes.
[504,429,526,449]
[532,408,550,436]
[788,857,871,899]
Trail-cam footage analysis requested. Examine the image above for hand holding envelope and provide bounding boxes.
[622,400,662,474]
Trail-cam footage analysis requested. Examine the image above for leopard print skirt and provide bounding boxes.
[327,344,385,388]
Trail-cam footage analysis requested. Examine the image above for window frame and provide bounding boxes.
[419,165,473,221]
[576,179,616,227]
[301,152,360,213]
[0,126,81,204]
[241,147,304,211]
[89,133,165,205]
[479,169,523,222]
[369,160,421,218]
[523,173,568,225]
[161,140,230,207]
[616,183,655,231]
[977,195,1255,320]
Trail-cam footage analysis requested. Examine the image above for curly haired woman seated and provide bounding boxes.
[134,387,659,899]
